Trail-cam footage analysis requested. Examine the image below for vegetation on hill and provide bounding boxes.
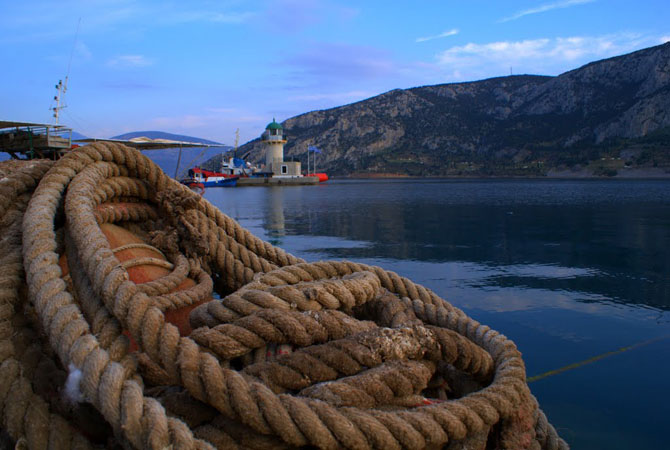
[204,42,670,178]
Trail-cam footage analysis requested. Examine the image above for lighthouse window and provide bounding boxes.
[281,165,288,174]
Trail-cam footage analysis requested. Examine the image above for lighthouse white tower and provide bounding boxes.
[261,118,300,176]
[262,118,286,171]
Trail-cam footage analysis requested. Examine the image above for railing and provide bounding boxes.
[263,134,287,142]
[0,124,72,152]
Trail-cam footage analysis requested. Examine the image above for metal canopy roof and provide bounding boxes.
[74,137,227,151]
[0,120,66,129]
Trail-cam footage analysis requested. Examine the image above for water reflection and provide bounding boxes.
[208,179,670,311]
[205,179,670,449]
[293,208,669,311]
[264,187,285,245]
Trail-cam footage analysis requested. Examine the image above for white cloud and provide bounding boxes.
[435,33,657,78]
[106,55,154,68]
[661,36,670,44]
[500,0,596,23]
[416,29,459,43]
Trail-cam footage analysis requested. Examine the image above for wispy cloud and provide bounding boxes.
[416,29,459,43]
[150,109,266,129]
[146,110,267,143]
[0,1,141,40]
[288,90,375,102]
[210,12,254,23]
[150,115,210,129]
[75,41,92,59]
[260,0,358,34]
[499,0,595,23]
[205,107,237,114]
[160,10,255,25]
[661,36,670,44]
[435,32,659,79]
[106,55,154,68]
[103,81,157,90]
[285,43,395,83]
[0,1,253,43]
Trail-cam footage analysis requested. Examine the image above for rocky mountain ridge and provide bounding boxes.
[205,42,670,177]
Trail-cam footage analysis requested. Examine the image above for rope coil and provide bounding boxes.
[0,143,568,449]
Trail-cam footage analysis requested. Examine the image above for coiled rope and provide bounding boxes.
[0,143,568,449]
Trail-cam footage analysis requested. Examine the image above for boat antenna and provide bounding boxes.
[51,18,81,124]
[222,128,241,173]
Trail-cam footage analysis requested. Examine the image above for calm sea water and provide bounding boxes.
[204,179,670,450]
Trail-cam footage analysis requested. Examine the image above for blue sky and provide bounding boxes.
[1,0,668,144]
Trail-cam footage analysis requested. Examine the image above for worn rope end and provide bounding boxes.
[63,363,85,405]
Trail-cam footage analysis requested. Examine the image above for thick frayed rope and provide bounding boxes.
[0,145,568,449]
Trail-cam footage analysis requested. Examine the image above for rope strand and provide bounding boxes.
[0,143,570,449]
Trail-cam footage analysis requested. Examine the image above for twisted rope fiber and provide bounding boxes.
[188,262,534,448]
[10,143,567,449]
[21,149,214,449]
[0,160,95,449]
[19,147,305,448]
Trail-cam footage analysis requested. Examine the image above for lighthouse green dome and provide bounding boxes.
[266,118,283,131]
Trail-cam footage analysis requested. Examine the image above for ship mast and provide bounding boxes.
[222,128,240,173]
[51,18,80,124]
[52,79,67,124]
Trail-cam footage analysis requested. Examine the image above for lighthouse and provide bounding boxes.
[261,118,301,176]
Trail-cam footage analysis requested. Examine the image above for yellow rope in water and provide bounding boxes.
[527,334,670,383]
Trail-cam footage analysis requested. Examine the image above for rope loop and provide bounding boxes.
[0,143,569,449]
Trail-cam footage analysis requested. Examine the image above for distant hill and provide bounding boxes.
[110,131,230,177]
[110,131,222,145]
[204,42,670,178]
[71,131,89,141]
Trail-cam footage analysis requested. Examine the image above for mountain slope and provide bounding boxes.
[208,42,670,177]
[71,131,89,141]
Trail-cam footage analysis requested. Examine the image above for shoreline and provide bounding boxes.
[341,167,670,180]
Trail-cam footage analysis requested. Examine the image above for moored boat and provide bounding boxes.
[306,172,329,182]
[185,181,205,194]
[185,167,239,187]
